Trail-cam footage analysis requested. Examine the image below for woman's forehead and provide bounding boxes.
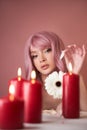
[30,45,51,52]
[30,46,39,52]
[30,42,51,51]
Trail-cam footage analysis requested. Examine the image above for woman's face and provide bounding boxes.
[30,45,56,77]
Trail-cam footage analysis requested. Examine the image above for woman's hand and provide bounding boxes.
[61,44,86,74]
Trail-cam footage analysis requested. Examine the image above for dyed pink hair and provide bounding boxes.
[24,31,67,80]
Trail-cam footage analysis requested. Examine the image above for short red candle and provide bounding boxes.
[0,85,24,129]
[23,70,42,123]
[9,67,27,99]
[62,63,80,118]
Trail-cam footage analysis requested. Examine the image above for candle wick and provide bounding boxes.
[9,94,14,101]
[69,71,72,75]
[31,79,35,84]
[18,76,21,81]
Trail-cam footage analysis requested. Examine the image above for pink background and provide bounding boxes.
[0,0,87,96]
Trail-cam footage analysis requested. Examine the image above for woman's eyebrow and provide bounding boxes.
[30,50,37,54]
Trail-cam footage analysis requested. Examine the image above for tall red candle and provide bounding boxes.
[9,67,27,99]
[62,63,80,118]
[0,85,24,129]
[23,70,42,123]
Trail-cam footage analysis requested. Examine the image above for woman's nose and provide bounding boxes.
[39,53,46,62]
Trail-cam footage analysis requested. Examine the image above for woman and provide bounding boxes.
[24,31,87,112]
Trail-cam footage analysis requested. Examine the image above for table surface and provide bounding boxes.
[23,111,87,130]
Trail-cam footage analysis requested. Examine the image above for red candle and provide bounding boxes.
[0,85,24,129]
[62,63,80,118]
[23,70,42,123]
[9,67,27,99]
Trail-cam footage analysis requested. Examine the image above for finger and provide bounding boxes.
[68,44,83,56]
[67,44,77,53]
[60,51,64,60]
[76,44,86,56]
[82,44,86,56]
[76,47,83,56]
[64,50,73,64]
[60,49,67,60]
[67,44,76,48]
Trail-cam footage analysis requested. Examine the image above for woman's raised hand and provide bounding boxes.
[60,44,86,74]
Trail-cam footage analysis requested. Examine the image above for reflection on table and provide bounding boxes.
[23,111,87,130]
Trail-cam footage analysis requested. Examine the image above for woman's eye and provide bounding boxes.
[45,48,52,53]
[31,55,38,59]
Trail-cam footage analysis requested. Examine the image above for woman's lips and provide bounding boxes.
[41,64,49,70]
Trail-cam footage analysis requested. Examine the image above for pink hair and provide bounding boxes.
[24,31,67,80]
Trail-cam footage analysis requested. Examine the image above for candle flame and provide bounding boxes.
[31,70,36,79]
[68,63,72,74]
[31,70,36,83]
[17,67,22,81]
[9,84,15,101]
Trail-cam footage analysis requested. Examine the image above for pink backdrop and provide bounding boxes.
[0,0,87,96]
